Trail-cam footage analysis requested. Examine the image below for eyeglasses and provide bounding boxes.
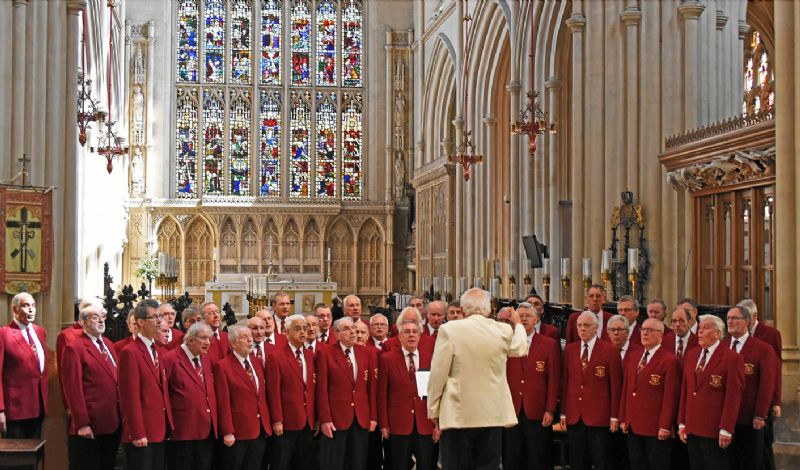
[640,327,663,334]
[371,324,388,328]
[726,316,745,321]
[145,315,163,321]
[576,323,596,328]
[607,327,627,334]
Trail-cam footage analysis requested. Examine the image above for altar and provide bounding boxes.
[205,274,338,318]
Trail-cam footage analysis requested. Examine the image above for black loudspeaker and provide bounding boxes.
[522,235,548,268]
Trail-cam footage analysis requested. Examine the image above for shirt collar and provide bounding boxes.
[731,332,749,348]
[401,347,417,358]
[704,340,720,356]
[139,334,155,350]
[13,318,32,331]
[181,343,200,361]
[290,343,304,356]
[583,335,598,349]
[339,342,354,354]
[232,350,250,365]
[84,330,101,343]
[645,343,661,355]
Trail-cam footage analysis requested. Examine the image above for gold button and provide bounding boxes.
[578,397,582,401]
[206,409,211,413]
[520,380,525,384]
[411,409,415,413]
[351,403,355,407]
[632,392,636,397]
[692,392,697,397]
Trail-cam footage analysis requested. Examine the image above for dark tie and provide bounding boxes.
[377,341,383,350]
[295,348,303,367]
[281,318,286,333]
[408,352,416,381]
[581,343,589,370]
[192,356,204,382]
[266,337,273,344]
[321,332,327,342]
[150,343,159,368]
[25,327,38,357]
[695,348,708,376]
[97,338,113,364]
[637,351,650,373]
[344,348,352,367]
[731,339,739,352]
[244,359,257,390]
[306,344,314,352]
[256,343,263,360]
[677,337,685,359]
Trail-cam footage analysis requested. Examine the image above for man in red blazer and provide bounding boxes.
[119,299,174,470]
[304,314,328,355]
[607,313,643,470]
[57,298,102,411]
[61,303,121,470]
[386,307,435,356]
[726,306,777,470]
[422,301,446,339]
[203,302,230,363]
[566,285,614,344]
[617,296,642,346]
[367,313,391,352]
[678,315,745,470]
[162,322,218,470]
[646,299,672,335]
[378,319,438,470]
[663,307,699,361]
[272,292,292,334]
[739,299,782,470]
[267,314,316,470]
[561,311,623,470]
[619,319,682,470]
[315,317,378,470]
[504,303,560,470]
[248,314,276,373]
[0,292,48,439]
[214,324,272,470]
[158,303,185,350]
[315,303,337,345]
[525,295,561,341]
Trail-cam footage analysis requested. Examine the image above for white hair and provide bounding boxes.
[460,288,491,317]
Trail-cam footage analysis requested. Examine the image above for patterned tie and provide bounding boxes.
[677,337,685,359]
[344,348,353,367]
[306,344,314,352]
[97,338,114,366]
[695,348,708,376]
[281,318,286,333]
[151,343,160,369]
[193,356,204,382]
[581,343,589,370]
[637,351,650,373]
[256,343,263,360]
[320,332,327,342]
[731,339,739,352]
[244,359,258,390]
[295,348,303,368]
[408,352,416,381]
[25,327,38,356]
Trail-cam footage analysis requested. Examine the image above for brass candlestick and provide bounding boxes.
[601,271,611,299]
[583,276,591,291]
[561,276,570,304]
[542,274,551,303]
[628,271,638,302]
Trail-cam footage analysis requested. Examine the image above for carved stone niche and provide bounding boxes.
[659,110,776,193]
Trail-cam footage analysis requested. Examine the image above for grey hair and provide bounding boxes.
[333,317,354,333]
[285,314,306,331]
[730,305,752,323]
[369,313,388,325]
[425,300,447,314]
[343,294,361,307]
[699,314,725,335]
[11,292,33,309]
[227,323,251,343]
[578,310,599,326]
[184,321,213,343]
[607,314,630,330]
[516,302,540,318]
[78,297,103,311]
[647,298,667,311]
[737,299,758,317]
[618,295,638,308]
[396,306,422,325]
[460,288,492,317]
[133,299,160,321]
[79,303,105,321]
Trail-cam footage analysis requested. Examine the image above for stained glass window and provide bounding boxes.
[290,1,311,86]
[177,0,200,82]
[316,92,337,197]
[342,0,362,87]
[176,90,199,196]
[175,0,365,200]
[230,90,251,195]
[743,30,774,116]
[341,92,362,200]
[203,90,225,195]
[316,0,336,86]
[261,0,282,85]
[204,0,225,84]
[259,90,281,196]
[290,91,311,197]
[230,0,252,84]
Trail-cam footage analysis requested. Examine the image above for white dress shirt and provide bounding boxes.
[233,351,258,392]
[290,344,308,383]
[13,319,45,372]
[85,331,116,367]
[339,343,358,379]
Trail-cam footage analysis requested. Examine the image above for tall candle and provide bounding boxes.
[444,276,453,294]
[473,277,483,289]
[508,260,516,276]
[542,258,550,276]
[458,277,467,296]
[490,278,500,298]
[327,247,331,261]
[628,248,639,273]
[561,258,571,278]
[601,250,611,272]
[433,277,441,293]
[582,258,592,278]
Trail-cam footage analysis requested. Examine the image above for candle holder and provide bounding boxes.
[628,271,638,302]
[601,270,611,297]
[523,273,532,295]
[561,276,571,304]
[508,274,516,300]
[542,274,551,303]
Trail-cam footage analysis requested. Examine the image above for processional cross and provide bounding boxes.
[6,207,40,273]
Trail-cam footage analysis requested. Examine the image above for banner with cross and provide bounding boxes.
[0,187,53,294]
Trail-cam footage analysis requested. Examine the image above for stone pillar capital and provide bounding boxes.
[620,7,642,26]
[452,117,464,130]
[506,81,521,94]
[545,77,563,90]
[482,116,497,127]
[678,2,705,21]
[65,0,87,15]
[738,20,751,40]
[716,10,728,30]
[566,14,587,33]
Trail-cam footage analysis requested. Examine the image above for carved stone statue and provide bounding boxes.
[131,146,144,196]
[394,59,405,92]
[394,153,406,199]
[134,45,145,85]
[132,85,145,145]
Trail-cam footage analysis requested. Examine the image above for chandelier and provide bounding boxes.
[95,0,128,173]
[448,130,482,181]
[77,11,100,147]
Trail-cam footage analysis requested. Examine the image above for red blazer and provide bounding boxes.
[621,342,645,373]
[662,331,699,361]
[678,344,744,438]
[208,330,230,363]
[57,322,83,365]
[377,347,433,436]
[60,333,120,435]
[251,340,279,373]
[366,338,392,354]
[385,334,434,357]
[421,325,439,341]
[733,337,777,425]
[162,347,218,440]
[0,322,48,420]
[628,324,642,346]
[119,339,173,443]
[315,343,377,430]
[752,322,782,407]
[539,322,561,341]
[619,346,681,436]
[318,327,338,345]
[113,335,136,356]
[565,311,614,344]
[214,353,272,439]
[165,328,185,351]
[305,340,328,357]
[562,339,622,426]
[266,344,316,431]
[506,333,561,419]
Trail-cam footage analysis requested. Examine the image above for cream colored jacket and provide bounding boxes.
[427,314,529,430]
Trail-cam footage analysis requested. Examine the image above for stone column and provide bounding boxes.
[565,6,586,304]
[483,116,497,281]
[506,81,521,285]
[146,21,156,193]
[737,20,751,114]
[545,77,561,289]
[11,0,26,174]
[621,4,641,196]
[678,2,705,131]
[715,10,729,120]
[385,31,395,202]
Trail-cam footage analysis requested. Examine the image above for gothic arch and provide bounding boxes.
[282,218,301,272]
[303,218,321,273]
[156,215,183,285]
[327,217,355,291]
[262,217,280,271]
[358,219,384,290]
[219,217,238,273]
[422,39,456,166]
[241,217,259,273]
[185,217,214,288]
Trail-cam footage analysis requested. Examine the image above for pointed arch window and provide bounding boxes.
[743,30,774,115]
[174,0,365,200]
